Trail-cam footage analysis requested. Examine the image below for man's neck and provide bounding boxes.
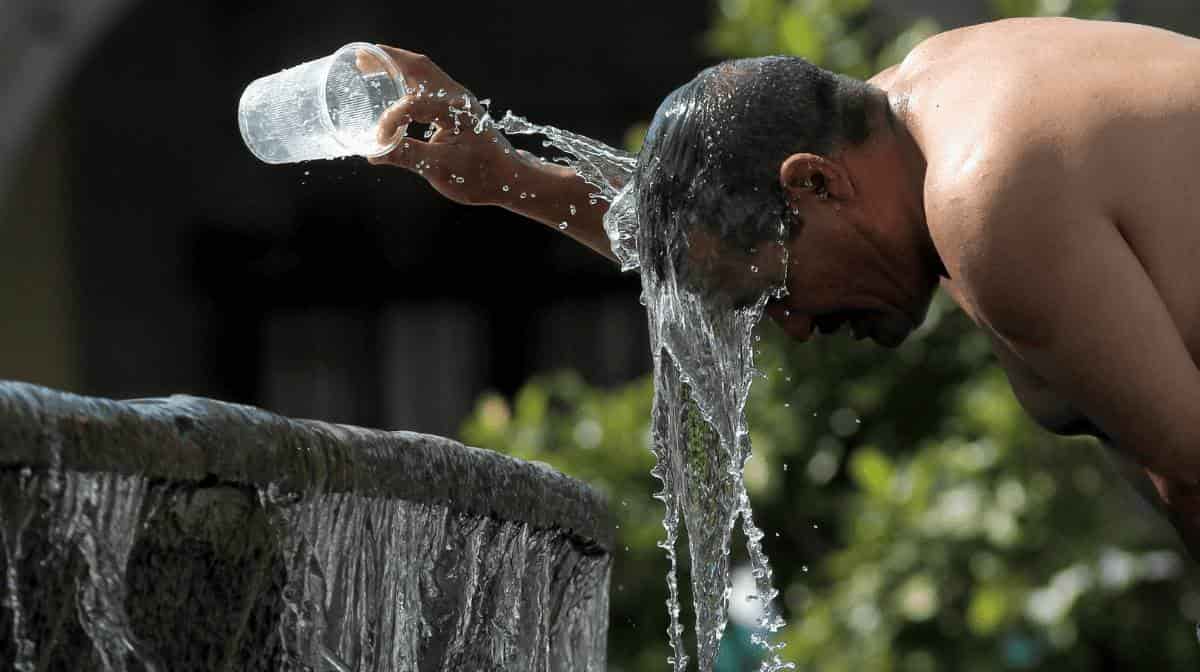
[879,89,943,280]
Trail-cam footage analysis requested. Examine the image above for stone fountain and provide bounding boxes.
[0,381,611,671]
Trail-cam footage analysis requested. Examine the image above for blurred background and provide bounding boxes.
[4,0,1200,670]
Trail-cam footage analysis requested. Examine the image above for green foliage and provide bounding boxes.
[706,0,941,77]
[463,0,1200,670]
[989,0,1115,20]
[766,308,1198,671]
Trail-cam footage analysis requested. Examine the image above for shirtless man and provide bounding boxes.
[367,17,1200,558]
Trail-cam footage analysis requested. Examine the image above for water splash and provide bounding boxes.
[639,241,793,672]
[69,474,165,672]
[265,487,609,671]
[0,468,608,671]
[0,468,39,672]
[492,111,637,204]
[495,114,793,669]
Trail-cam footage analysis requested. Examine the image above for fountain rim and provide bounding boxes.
[0,380,613,551]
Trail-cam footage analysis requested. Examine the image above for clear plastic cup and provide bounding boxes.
[238,42,407,164]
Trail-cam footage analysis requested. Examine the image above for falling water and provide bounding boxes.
[491,111,793,670]
[262,486,609,671]
[0,466,608,670]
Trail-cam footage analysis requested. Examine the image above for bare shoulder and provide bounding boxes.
[925,145,1089,344]
[898,17,1079,69]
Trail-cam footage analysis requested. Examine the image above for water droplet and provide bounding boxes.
[569,204,577,215]
[455,176,465,184]
[502,185,510,192]
[750,265,759,273]
[558,222,569,230]
[520,192,528,199]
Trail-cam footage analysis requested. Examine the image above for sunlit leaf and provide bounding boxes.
[849,447,894,498]
[778,7,825,62]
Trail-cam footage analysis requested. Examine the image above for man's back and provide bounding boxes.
[903,18,1200,362]
[892,18,1200,536]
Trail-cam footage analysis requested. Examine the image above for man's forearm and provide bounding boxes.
[493,155,615,261]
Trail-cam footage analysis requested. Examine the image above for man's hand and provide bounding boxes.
[363,46,523,206]
[363,45,618,261]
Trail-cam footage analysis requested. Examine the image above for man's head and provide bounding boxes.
[635,56,940,347]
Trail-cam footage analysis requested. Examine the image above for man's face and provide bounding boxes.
[764,215,926,348]
[682,230,789,310]
[682,221,927,348]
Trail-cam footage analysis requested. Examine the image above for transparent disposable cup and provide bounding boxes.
[238,42,407,164]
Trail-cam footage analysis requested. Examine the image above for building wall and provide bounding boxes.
[0,108,80,391]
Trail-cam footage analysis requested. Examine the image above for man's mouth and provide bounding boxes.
[767,302,917,347]
[812,310,874,339]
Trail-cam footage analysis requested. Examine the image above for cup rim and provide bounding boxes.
[319,42,406,158]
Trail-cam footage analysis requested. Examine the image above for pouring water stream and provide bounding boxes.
[491,104,794,671]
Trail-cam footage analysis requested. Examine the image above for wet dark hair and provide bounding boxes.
[635,56,881,283]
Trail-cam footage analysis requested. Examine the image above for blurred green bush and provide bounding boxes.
[462,1,1200,669]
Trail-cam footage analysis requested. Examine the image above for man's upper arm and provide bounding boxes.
[961,185,1200,481]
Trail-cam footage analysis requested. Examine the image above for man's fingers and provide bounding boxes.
[373,45,473,101]
[378,94,454,140]
[367,137,447,174]
[373,46,443,82]
[377,103,409,146]
[354,49,389,76]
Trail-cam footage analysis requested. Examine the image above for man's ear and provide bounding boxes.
[780,153,855,203]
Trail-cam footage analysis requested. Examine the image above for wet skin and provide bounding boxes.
[883,18,1200,558]
[367,20,1200,559]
